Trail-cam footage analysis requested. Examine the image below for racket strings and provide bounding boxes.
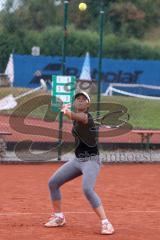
[92,111,130,128]
[102,113,129,125]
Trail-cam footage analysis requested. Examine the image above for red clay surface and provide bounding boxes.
[0,163,160,240]
[0,114,160,143]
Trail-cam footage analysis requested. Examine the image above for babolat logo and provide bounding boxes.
[91,69,143,84]
[31,63,143,85]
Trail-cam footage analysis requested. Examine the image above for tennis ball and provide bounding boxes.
[79,2,87,11]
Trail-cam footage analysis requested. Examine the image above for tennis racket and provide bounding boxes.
[92,110,130,129]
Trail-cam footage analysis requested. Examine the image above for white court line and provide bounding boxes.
[0,210,160,216]
[0,123,9,126]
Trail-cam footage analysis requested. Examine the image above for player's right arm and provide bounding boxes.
[61,104,88,124]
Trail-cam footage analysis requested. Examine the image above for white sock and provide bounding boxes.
[54,212,64,218]
[102,219,109,224]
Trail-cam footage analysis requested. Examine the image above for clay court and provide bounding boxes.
[0,163,160,240]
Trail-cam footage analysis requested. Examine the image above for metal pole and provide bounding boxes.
[62,0,68,75]
[58,0,69,161]
[96,0,104,140]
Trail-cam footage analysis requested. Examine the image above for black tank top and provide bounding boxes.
[72,112,99,158]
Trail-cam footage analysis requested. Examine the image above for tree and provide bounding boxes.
[109,2,145,37]
[1,0,59,32]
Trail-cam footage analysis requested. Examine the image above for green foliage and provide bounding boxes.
[66,26,99,56]
[1,25,160,72]
[104,37,160,59]
[39,26,63,56]
[108,1,146,37]
[0,29,41,70]
[1,0,160,36]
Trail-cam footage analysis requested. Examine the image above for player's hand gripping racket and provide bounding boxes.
[93,110,130,129]
[60,103,71,114]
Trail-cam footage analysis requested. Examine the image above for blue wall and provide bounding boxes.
[13,54,160,95]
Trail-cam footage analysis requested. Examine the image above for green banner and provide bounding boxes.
[51,75,76,112]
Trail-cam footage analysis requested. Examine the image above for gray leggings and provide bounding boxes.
[48,156,102,209]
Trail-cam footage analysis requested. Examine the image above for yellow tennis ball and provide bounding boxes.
[79,2,87,11]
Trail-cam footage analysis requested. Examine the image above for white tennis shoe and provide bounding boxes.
[44,214,66,227]
[101,221,115,235]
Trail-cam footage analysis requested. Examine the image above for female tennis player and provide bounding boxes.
[45,91,114,235]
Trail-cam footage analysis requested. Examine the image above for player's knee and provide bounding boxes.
[48,176,60,191]
[83,186,101,208]
[83,186,93,199]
